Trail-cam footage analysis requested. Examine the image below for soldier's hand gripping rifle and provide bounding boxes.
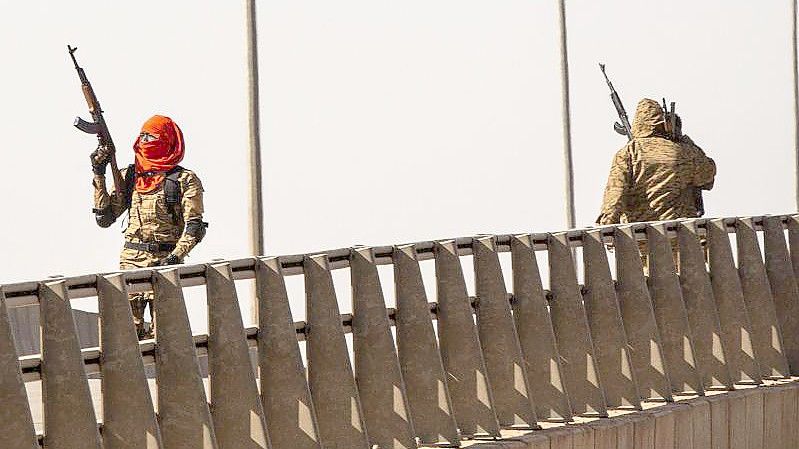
[68,45,124,195]
[599,63,633,141]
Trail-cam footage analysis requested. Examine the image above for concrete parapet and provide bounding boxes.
[0,289,37,449]
[435,240,501,438]
[473,237,538,429]
[10,214,799,449]
[393,245,460,446]
[614,226,673,402]
[645,224,703,396]
[97,273,163,449]
[206,263,270,449]
[763,216,799,374]
[351,248,417,449]
[152,268,219,449]
[463,380,799,449]
[548,233,607,417]
[255,258,322,449]
[707,219,763,384]
[582,230,641,410]
[510,235,572,422]
[39,280,103,449]
[677,222,734,391]
[735,218,791,379]
[304,254,371,449]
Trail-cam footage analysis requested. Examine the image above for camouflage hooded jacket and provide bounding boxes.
[597,98,716,225]
[93,167,205,269]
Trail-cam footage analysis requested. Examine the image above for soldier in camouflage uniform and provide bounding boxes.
[91,115,207,339]
[597,98,715,268]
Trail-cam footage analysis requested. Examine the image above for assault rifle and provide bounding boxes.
[68,45,124,195]
[599,63,632,140]
[662,98,677,140]
[599,64,706,217]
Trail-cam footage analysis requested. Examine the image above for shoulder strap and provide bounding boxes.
[164,165,185,206]
[124,164,136,207]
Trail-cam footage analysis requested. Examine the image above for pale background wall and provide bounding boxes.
[0,1,795,330]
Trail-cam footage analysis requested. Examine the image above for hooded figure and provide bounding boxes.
[597,98,716,225]
[91,115,208,339]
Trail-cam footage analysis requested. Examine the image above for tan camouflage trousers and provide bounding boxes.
[121,248,168,340]
[129,292,155,340]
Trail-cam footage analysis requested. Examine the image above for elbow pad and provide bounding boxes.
[186,218,209,242]
[93,207,115,228]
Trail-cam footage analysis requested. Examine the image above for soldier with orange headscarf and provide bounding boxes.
[91,115,207,339]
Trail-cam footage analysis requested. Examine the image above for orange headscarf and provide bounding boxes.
[133,115,185,193]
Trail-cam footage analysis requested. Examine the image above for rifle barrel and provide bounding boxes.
[67,45,81,69]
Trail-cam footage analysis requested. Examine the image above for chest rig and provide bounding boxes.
[124,164,184,224]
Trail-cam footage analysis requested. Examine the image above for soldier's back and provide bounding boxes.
[623,136,699,222]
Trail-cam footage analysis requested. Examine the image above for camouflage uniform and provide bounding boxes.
[597,98,716,270]
[597,99,716,225]
[93,166,205,338]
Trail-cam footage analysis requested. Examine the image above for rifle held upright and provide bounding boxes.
[68,45,124,195]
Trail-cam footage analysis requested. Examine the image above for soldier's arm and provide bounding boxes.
[93,168,130,228]
[171,171,207,260]
[682,135,716,190]
[597,146,632,225]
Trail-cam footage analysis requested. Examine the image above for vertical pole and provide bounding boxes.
[793,0,799,210]
[246,0,265,256]
[246,0,264,323]
[558,0,576,229]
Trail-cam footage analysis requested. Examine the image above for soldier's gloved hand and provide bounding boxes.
[157,254,181,266]
[90,144,113,176]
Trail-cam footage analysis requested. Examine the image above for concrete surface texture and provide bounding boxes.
[3,214,799,448]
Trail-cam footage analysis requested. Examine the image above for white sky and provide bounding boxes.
[0,1,796,330]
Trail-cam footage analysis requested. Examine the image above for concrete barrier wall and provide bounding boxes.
[1,214,799,448]
[467,382,799,449]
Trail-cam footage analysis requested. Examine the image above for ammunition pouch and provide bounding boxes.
[163,167,184,225]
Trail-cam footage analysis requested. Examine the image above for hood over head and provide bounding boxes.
[133,115,185,193]
[631,98,666,138]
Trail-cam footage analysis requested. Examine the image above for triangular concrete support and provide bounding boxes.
[735,218,790,379]
[645,223,704,395]
[763,216,799,374]
[614,227,673,401]
[509,235,572,422]
[676,222,734,391]
[304,254,371,449]
[206,263,271,449]
[547,233,608,417]
[393,245,460,446]
[0,289,37,449]
[433,240,501,438]
[98,273,163,449]
[472,236,539,429]
[350,248,417,449]
[707,219,762,384]
[255,258,322,449]
[39,280,103,449]
[582,229,642,409]
[152,269,219,449]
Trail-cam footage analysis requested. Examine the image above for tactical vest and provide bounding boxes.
[124,164,184,224]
